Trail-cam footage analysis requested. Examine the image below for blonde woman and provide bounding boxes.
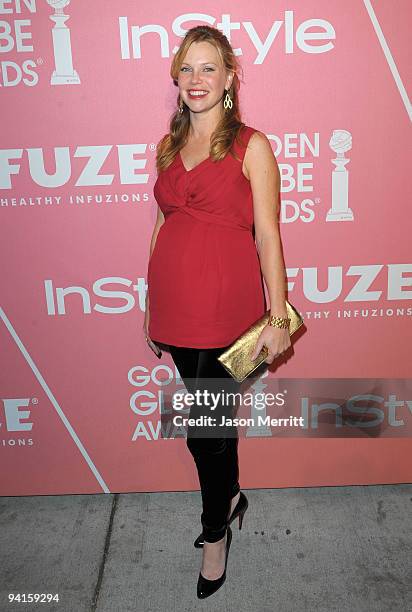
[144,25,290,598]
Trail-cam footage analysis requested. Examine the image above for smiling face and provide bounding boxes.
[178,41,233,114]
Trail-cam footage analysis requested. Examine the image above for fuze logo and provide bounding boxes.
[119,10,336,63]
[1,398,33,432]
[43,264,412,316]
[0,144,150,189]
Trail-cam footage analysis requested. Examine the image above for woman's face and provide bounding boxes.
[178,41,233,115]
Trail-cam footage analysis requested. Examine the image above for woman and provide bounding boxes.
[144,25,291,599]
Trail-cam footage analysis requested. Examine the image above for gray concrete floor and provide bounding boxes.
[0,484,411,612]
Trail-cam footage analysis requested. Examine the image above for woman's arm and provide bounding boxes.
[244,131,287,318]
[146,205,165,309]
[143,205,165,350]
[149,205,165,258]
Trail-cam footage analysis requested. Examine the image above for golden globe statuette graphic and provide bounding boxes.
[326,129,354,221]
[45,0,80,85]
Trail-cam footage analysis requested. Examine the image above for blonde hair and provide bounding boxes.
[156,25,248,174]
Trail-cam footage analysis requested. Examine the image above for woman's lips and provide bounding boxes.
[187,90,209,99]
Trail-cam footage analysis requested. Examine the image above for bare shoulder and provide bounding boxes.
[247,129,273,156]
[243,128,277,180]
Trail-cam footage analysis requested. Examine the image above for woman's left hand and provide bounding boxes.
[250,325,291,364]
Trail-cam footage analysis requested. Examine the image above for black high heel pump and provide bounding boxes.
[194,491,248,548]
[197,526,232,599]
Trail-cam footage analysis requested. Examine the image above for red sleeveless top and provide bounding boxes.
[147,124,267,348]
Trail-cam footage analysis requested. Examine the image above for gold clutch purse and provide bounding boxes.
[217,300,304,383]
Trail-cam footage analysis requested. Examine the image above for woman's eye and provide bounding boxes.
[180,66,215,72]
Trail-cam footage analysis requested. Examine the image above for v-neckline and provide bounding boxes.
[178,150,211,173]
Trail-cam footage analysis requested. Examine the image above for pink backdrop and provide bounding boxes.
[1,1,411,495]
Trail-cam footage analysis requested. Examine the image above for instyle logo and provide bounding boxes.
[43,264,412,317]
[119,10,336,63]
[0,144,150,189]
[301,392,412,431]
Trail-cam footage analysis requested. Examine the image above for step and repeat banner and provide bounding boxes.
[1,1,411,495]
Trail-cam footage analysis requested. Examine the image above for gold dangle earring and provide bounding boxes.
[223,88,233,110]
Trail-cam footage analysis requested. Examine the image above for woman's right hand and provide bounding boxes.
[143,298,162,357]
[143,298,150,340]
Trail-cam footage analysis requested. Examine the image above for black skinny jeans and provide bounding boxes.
[168,343,242,543]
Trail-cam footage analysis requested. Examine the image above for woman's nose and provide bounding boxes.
[190,71,202,84]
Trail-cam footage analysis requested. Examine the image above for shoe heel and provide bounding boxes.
[238,511,244,530]
[197,526,232,599]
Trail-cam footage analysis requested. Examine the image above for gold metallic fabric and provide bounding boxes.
[217,300,304,383]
